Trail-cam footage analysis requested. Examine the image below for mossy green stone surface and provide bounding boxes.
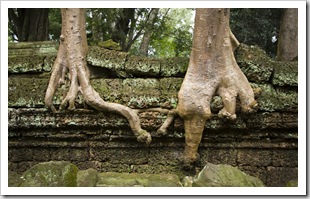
[159,57,189,77]
[235,44,273,83]
[19,161,78,187]
[125,56,160,77]
[271,61,298,86]
[77,168,98,187]
[98,39,121,51]
[8,41,58,74]
[251,83,298,112]
[87,46,127,77]
[286,180,298,187]
[96,172,182,187]
[192,163,265,187]
[8,171,23,187]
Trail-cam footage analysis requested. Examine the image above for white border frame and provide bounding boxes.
[1,1,307,196]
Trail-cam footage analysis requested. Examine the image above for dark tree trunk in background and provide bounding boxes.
[111,8,135,51]
[8,8,49,42]
[277,8,298,61]
[139,8,159,56]
[110,8,157,52]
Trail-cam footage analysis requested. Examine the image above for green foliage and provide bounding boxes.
[131,8,194,58]
[9,8,283,58]
[48,8,61,41]
[230,8,283,58]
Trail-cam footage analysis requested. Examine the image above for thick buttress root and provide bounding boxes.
[157,9,258,166]
[45,8,151,145]
[182,116,206,167]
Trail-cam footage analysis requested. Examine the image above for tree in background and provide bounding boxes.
[9,8,292,59]
[48,8,62,41]
[45,8,151,145]
[8,8,49,42]
[277,8,298,61]
[230,8,283,58]
[146,8,194,58]
[139,8,160,56]
[85,8,161,52]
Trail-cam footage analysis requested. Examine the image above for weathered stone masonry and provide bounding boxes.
[8,41,298,186]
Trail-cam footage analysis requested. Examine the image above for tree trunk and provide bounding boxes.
[111,8,135,51]
[45,8,151,145]
[139,8,160,56]
[277,8,298,61]
[8,8,49,42]
[158,9,257,167]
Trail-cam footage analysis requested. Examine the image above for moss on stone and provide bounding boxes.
[160,57,189,77]
[159,78,182,108]
[122,78,161,108]
[98,39,121,51]
[8,55,51,74]
[271,61,298,86]
[286,179,298,187]
[8,171,23,187]
[125,55,160,77]
[96,172,182,187]
[90,78,123,103]
[192,163,265,187]
[8,41,58,74]
[8,41,58,56]
[87,46,127,77]
[19,161,78,187]
[8,76,49,107]
[235,44,273,83]
[251,83,298,112]
[77,168,98,187]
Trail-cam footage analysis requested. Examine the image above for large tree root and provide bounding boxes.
[45,8,151,145]
[156,9,258,166]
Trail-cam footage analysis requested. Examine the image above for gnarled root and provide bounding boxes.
[44,8,151,145]
[81,84,151,144]
[156,109,177,135]
[182,116,206,168]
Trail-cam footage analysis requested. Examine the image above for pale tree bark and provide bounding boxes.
[157,8,257,167]
[139,8,160,56]
[45,8,151,144]
[277,8,298,61]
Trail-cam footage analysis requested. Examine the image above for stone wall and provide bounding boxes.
[8,41,298,187]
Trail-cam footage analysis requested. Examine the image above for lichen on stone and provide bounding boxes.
[235,44,273,83]
[19,161,78,187]
[271,61,298,86]
[251,83,298,112]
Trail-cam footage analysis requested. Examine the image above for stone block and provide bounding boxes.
[77,168,98,187]
[192,163,265,187]
[238,166,267,185]
[237,149,272,167]
[125,56,160,77]
[19,161,78,187]
[266,166,298,187]
[200,148,237,166]
[272,149,298,167]
[50,148,89,161]
[235,44,273,83]
[251,83,298,112]
[160,57,188,77]
[87,46,127,77]
[271,61,298,86]
[96,172,182,187]
[148,148,183,166]
[9,148,50,162]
